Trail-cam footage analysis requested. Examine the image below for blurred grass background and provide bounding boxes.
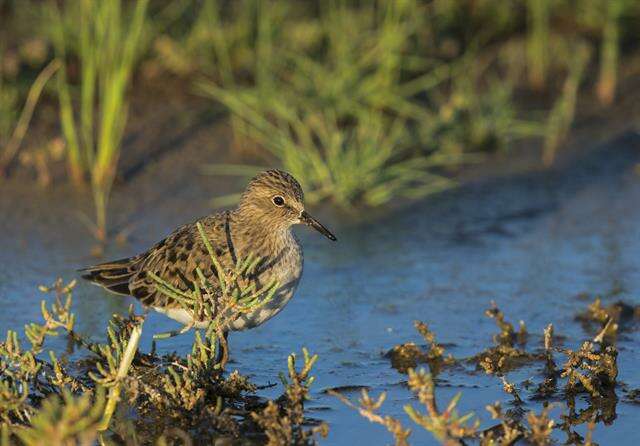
[1,0,640,239]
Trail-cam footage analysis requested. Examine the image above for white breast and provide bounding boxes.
[230,243,303,331]
[153,306,208,328]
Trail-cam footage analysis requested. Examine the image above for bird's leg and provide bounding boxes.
[152,322,194,340]
[98,314,146,431]
[217,331,229,369]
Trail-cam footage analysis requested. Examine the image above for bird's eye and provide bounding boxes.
[272,196,285,207]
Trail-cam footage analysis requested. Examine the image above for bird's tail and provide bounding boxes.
[80,256,142,296]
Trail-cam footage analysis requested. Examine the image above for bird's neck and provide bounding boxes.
[227,209,295,260]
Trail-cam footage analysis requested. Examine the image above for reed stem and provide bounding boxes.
[597,0,623,105]
[0,60,61,174]
[98,319,144,431]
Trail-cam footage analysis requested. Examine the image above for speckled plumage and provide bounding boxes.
[81,169,336,331]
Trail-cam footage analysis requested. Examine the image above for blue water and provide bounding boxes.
[1,134,640,444]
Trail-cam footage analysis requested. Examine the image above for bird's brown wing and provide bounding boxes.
[129,217,230,308]
[81,255,145,296]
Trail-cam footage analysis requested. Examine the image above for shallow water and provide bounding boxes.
[1,133,640,444]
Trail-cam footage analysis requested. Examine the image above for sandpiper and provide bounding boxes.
[82,169,336,342]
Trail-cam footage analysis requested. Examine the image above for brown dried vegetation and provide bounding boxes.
[473,303,540,375]
[388,321,455,374]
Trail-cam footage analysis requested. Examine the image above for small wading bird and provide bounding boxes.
[81,169,336,363]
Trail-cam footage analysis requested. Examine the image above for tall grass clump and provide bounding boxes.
[153,0,291,79]
[0,4,60,182]
[0,59,60,176]
[543,42,591,165]
[199,1,481,208]
[596,0,624,105]
[0,16,59,177]
[196,0,640,206]
[49,0,149,242]
[526,0,550,90]
[0,48,20,165]
[3,0,638,214]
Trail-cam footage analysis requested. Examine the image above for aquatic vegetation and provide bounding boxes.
[335,369,563,446]
[473,303,538,375]
[364,301,625,445]
[534,324,559,399]
[253,348,328,445]
[388,342,426,374]
[339,375,551,446]
[89,222,280,429]
[12,389,105,446]
[481,401,557,445]
[49,0,150,242]
[0,281,90,436]
[560,342,618,399]
[0,277,325,444]
[26,280,76,354]
[482,402,524,445]
[330,389,411,446]
[404,368,480,445]
[85,308,144,431]
[575,297,639,343]
[388,321,455,374]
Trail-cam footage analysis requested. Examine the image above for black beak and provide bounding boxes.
[300,211,337,241]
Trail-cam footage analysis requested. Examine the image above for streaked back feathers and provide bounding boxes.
[81,169,308,324]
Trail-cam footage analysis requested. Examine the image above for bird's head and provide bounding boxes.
[237,169,336,241]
